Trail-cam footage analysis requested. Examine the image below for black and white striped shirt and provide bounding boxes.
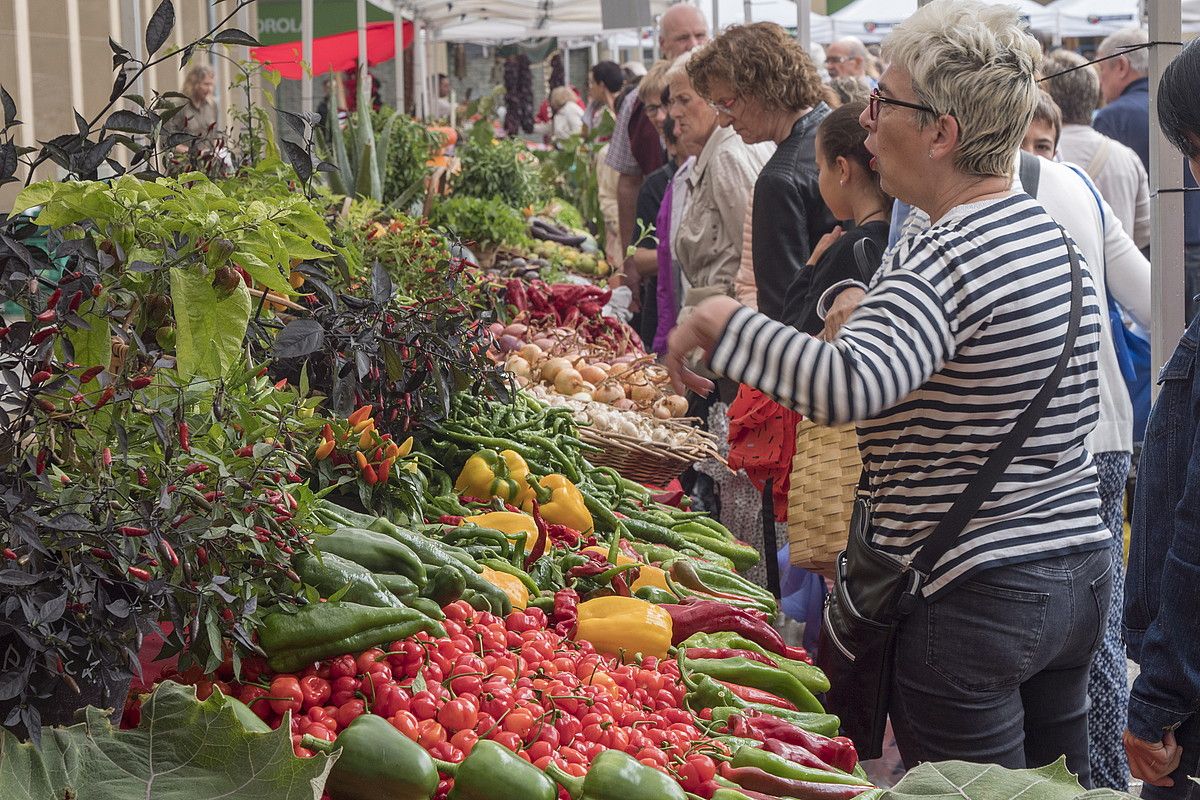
[711,194,1109,596]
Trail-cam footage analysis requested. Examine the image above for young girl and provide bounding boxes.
[780,101,892,333]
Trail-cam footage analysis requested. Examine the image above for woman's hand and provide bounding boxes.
[666,296,742,396]
[807,226,845,267]
[1124,729,1181,787]
[821,286,866,341]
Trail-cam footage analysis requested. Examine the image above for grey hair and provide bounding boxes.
[1097,28,1150,75]
[833,37,870,60]
[882,0,1042,178]
[665,49,696,84]
[549,86,575,111]
[639,59,673,103]
[1042,49,1099,125]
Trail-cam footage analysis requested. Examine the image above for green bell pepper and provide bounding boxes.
[294,551,402,608]
[434,739,557,800]
[546,749,687,800]
[261,601,444,673]
[316,526,427,586]
[302,714,438,800]
[421,565,468,605]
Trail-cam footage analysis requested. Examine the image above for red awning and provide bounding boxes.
[250,21,413,81]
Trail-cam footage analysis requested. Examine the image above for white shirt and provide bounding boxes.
[551,103,584,141]
[1058,124,1151,250]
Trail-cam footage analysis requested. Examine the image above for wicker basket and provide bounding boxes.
[579,423,723,488]
[786,419,862,578]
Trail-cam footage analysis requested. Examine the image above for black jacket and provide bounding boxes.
[750,104,838,321]
[780,220,889,335]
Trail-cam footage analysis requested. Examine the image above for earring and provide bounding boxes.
[928,151,933,159]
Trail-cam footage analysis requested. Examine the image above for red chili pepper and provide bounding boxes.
[35,398,56,413]
[35,308,56,323]
[102,447,112,467]
[268,675,304,715]
[2,549,18,560]
[685,647,777,668]
[196,546,209,566]
[94,386,115,409]
[159,540,179,568]
[119,526,151,537]
[178,422,190,453]
[129,375,153,390]
[67,290,84,312]
[274,378,288,391]
[137,467,149,487]
[361,463,378,486]
[714,679,797,710]
[79,365,104,385]
[182,463,208,476]
[90,548,113,560]
[35,449,47,476]
[300,675,331,708]
[439,514,465,526]
[30,370,52,385]
[45,288,62,308]
[127,566,152,581]
[91,284,102,297]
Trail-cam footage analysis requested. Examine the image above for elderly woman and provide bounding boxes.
[668,0,1111,780]
[688,23,836,321]
[164,64,219,149]
[548,86,584,142]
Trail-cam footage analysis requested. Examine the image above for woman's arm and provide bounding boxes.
[1102,193,1152,329]
[668,263,954,425]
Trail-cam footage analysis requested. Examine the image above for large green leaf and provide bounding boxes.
[170,267,252,380]
[884,758,1137,800]
[65,302,112,369]
[0,681,335,800]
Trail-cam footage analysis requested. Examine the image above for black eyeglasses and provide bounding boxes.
[868,88,940,121]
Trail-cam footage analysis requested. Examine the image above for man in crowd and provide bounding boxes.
[609,3,710,304]
[434,73,452,118]
[1095,28,1200,320]
[822,37,875,87]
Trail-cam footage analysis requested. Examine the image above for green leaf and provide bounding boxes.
[0,681,335,800]
[169,267,252,380]
[883,758,1137,800]
[65,304,112,369]
[10,182,58,214]
[235,248,293,296]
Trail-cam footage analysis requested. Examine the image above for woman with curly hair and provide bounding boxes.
[688,22,837,321]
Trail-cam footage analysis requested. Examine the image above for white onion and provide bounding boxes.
[540,357,572,382]
[518,343,544,363]
[663,394,689,417]
[554,367,585,394]
[506,355,531,378]
[579,364,607,384]
[593,383,625,405]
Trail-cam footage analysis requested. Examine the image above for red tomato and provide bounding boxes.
[502,709,535,739]
[269,676,304,716]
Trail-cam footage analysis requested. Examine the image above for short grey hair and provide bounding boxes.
[882,0,1042,178]
[1042,49,1099,125]
[639,59,672,104]
[833,37,869,60]
[665,49,696,84]
[1097,28,1150,75]
[549,86,575,111]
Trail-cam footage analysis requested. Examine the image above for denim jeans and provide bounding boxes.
[889,549,1113,787]
[1141,715,1200,800]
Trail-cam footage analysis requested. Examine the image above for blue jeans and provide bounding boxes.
[889,549,1113,786]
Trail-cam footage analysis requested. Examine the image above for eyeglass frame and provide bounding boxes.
[705,95,737,116]
[868,87,942,121]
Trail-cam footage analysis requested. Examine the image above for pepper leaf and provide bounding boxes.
[882,758,1137,800]
[169,267,253,380]
[0,681,336,799]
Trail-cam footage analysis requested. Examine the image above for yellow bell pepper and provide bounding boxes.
[454,449,532,505]
[574,596,673,660]
[522,474,594,534]
[463,511,538,552]
[480,566,529,610]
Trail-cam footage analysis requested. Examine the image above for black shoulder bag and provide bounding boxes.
[815,227,1084,760]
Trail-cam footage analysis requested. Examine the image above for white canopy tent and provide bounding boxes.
[1047,0,1141,37]
[832,0,1056,41]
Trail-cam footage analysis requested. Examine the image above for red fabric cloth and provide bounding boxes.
[250,21,413,81]
[727,385,801,522]
[628,98,665,176]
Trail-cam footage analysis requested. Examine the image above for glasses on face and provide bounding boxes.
[706,96,737,116]
[645,103,663,116]
[868,88,940,121]
[825,56,847,65]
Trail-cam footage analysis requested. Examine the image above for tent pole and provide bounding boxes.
[744,0,752,22]
[356,0,368,101]
[798,0,811,49]
[394,3,406,113]
[414,21,428,120]
[301,0,314,117]
[1148,0,1185,388]
[712,0,720,32]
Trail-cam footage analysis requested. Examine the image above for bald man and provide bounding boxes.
[609,4,710,307]
[824,37,874,86]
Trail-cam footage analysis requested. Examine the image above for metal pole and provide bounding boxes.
[798,0,811,50]
[357,0,368,92]
[636,27,644,62]
[563,46,571,87]
[301,0,314,117]
[414,21,428,120]
[744,0,752,22]
[1148,0,1185,387]
[712,0,720,32]
[393,9,405,113]
[206,0,220,109]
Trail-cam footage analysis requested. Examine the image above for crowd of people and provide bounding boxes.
[544,0,1200,796]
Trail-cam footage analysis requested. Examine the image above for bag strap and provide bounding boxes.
[909,228,1084,579]
[1019,150,1041,198]
[1087,137,1112,181]
[852,236,881,284]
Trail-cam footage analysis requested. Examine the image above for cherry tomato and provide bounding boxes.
[526,740,553,762]
[356,649,387,675]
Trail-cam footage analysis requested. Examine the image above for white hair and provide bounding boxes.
[1097,28,1150,75]
[665,49,697,84]
[882,0,1042,177]
[833,36,869,60]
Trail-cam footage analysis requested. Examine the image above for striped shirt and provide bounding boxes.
[711,194,1109,596]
